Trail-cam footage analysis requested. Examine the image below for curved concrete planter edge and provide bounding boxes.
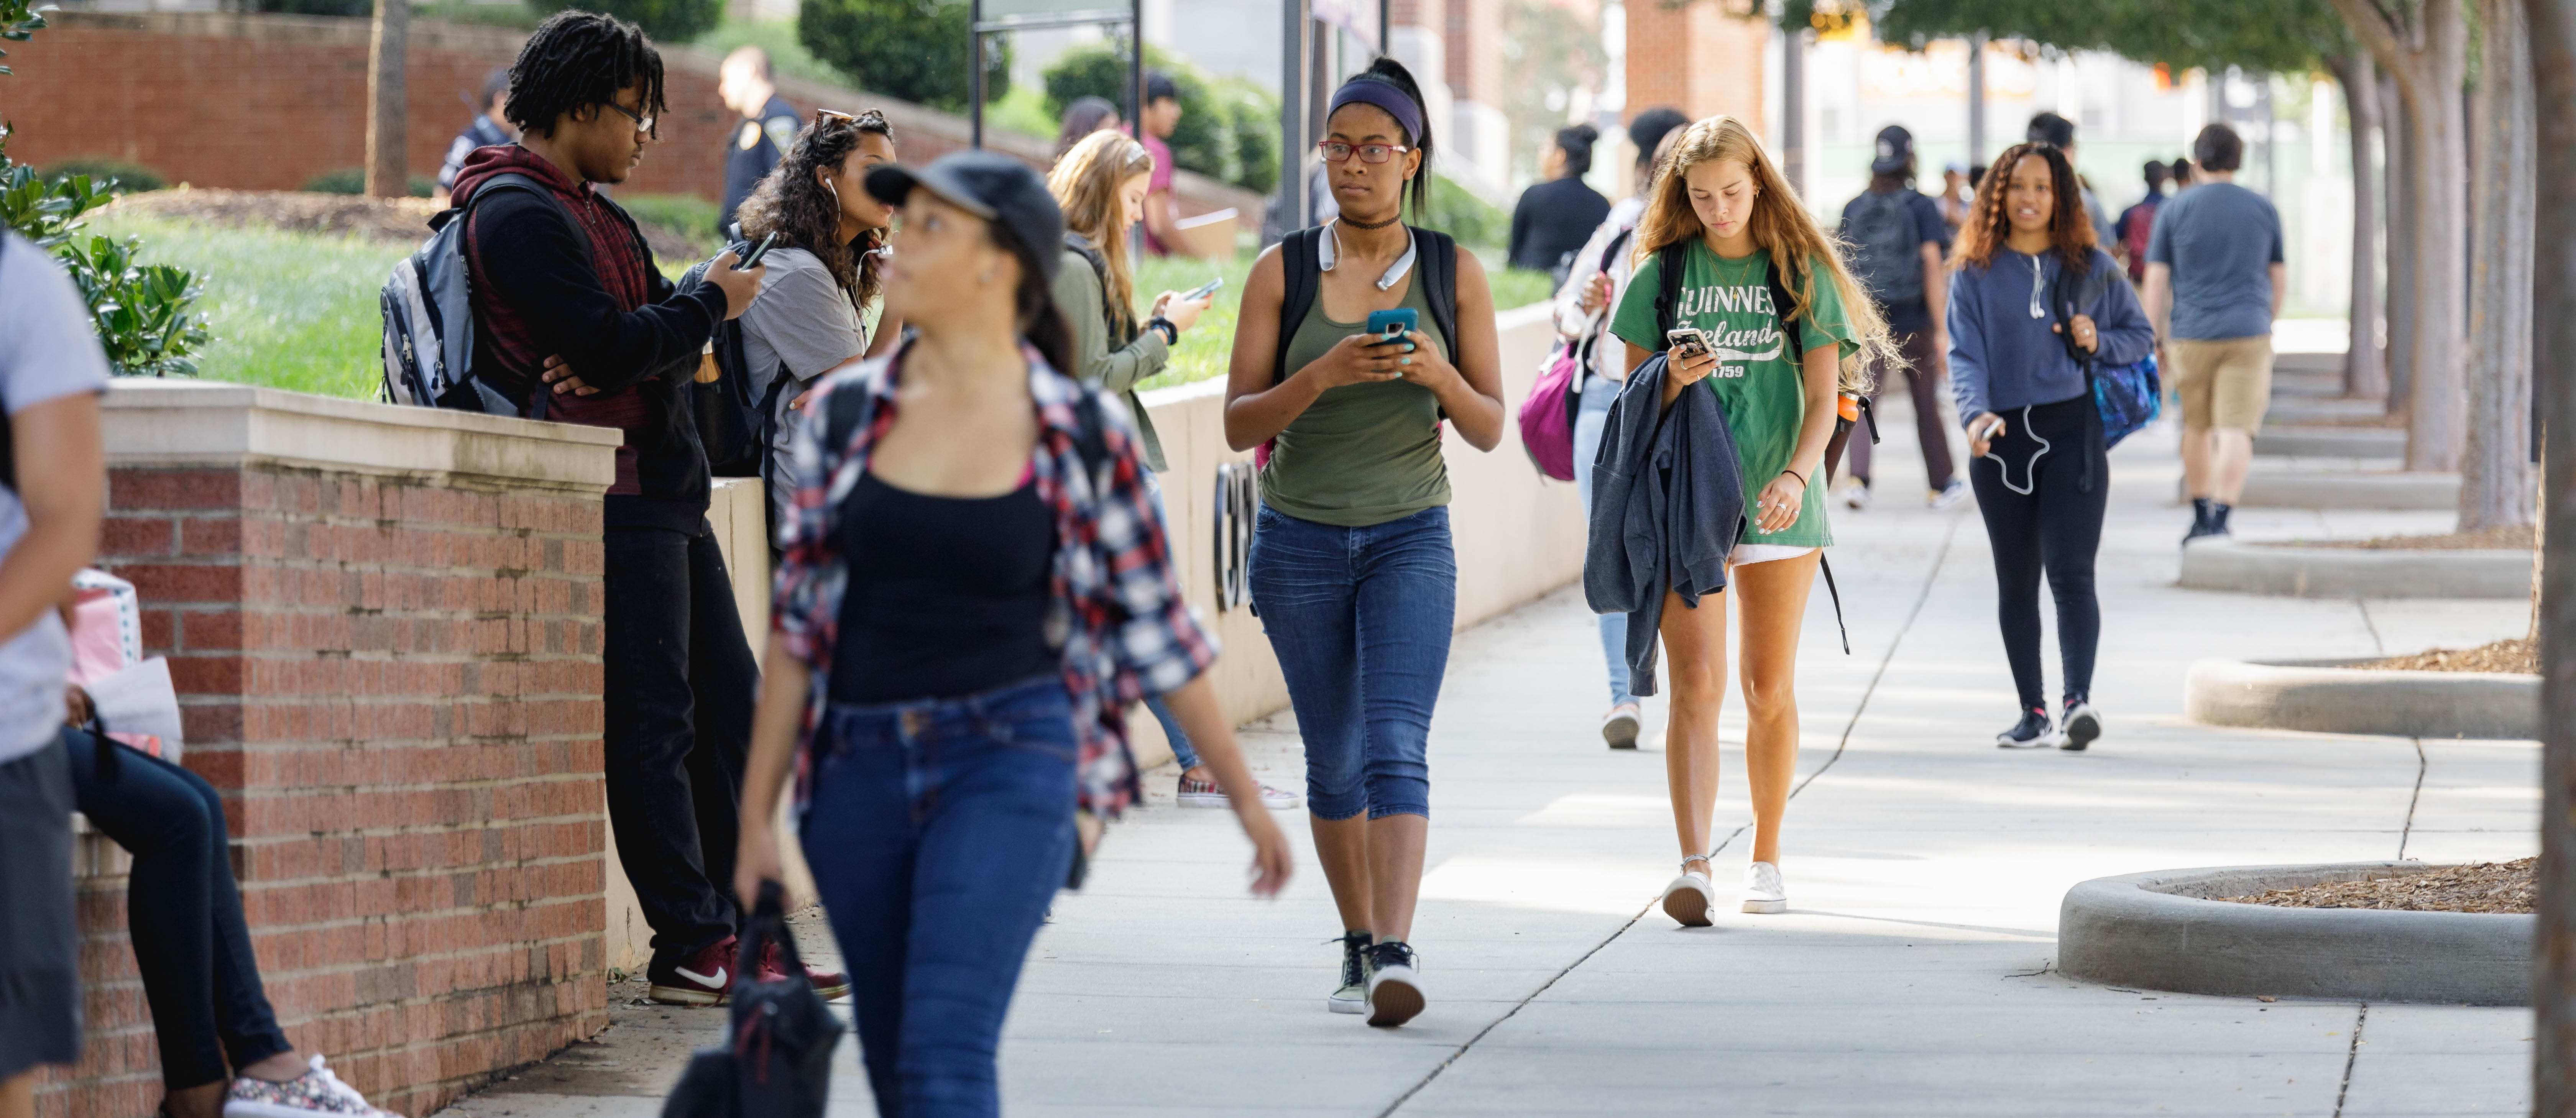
[2177,538,2532,599]
[2183,658,2538,740]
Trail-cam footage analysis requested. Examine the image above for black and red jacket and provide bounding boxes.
[452,144,723,531]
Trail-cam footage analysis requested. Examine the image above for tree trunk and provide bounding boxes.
[2333,51,2388,399]
[2463,0,2538,530]
[2524,1,2576,1106]
[2386,76,2418,412]
[365,0,407,199]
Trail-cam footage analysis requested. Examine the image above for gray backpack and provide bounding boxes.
[1843,189,1922,308]
[379,172,580,417]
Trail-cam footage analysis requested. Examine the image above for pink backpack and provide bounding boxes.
[1517,339,1584,481]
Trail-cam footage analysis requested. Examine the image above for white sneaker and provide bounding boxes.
[1741,861,1787,914]
[2056,702,2102,753]
[1839,477,1872,510]
[1177,774,1302,809]
[223,1056,401,1118]
[1929,478,1968,509]
[1599,702,1641,750]
[1364,940,1425,1027]
[1660,858,1716,927]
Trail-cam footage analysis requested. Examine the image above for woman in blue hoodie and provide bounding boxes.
[1947,141,2154,752]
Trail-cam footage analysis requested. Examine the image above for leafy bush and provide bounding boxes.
[41,158,164,193]
[0,136,212,377]
[304,167,434,197]
[1213,77,1280,195]
[619,191,723,255]
[1044,44,1282,195]
[1420,173,1508,251]
[531,0,721,46]
[798,0,1006,113]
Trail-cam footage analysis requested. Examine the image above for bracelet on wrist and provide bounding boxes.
[1147,317,1178,346]
[1781,467,1809,487]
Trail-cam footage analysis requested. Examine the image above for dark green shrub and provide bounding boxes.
[0,132,212,376]
[1043,43,1226,182]
[798,0,1006,113]
[1213,77,1280,195]
[529,0,720,46]
[40,158,164,193]
[618,191,722,254]
[304,167,433,197]
[1420,173,1508,251]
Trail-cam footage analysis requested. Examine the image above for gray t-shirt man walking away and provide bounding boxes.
[2142,123,2285,545]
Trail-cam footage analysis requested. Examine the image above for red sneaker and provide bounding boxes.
[761,939,849,1001]
[647,935,738,1006]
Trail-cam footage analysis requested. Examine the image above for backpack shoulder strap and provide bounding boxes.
[1763,254,1806,364]
[1272,227,1325,385]
[1653,241,1688,335]
[1414,227,1458,353]
[1064,231,1110,285]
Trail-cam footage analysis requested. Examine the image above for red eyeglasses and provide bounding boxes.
[1318,140,1410,164]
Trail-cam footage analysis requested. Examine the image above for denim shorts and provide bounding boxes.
[1248,504,1456,821]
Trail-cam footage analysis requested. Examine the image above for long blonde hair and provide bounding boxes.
[1633,115,1896,392]
[1046,129,1156,332]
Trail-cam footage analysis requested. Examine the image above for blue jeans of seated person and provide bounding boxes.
[800,674,1076,1118]
[1571,374,1635,707]
[1137,473,1203,772]
[62,729,295,1090]
[1248,504,1454,821]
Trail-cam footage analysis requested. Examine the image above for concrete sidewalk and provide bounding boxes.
[437,396,2537,1118]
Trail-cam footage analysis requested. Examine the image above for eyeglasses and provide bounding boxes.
[1318,140,1410,164]
[599,100,654,133]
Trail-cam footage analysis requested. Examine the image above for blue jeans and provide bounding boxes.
[63,730,293,1090]
[1571,374,1636,707]
[1139,473,1201,772]
[1249,505,1454,821]
[800,675,1077,1118]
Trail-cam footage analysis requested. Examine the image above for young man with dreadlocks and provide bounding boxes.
[448,10,844,1007]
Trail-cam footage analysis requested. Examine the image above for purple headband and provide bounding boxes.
[1326,80,1423,147]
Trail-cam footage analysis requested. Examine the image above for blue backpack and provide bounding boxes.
[2048,256,2160,480]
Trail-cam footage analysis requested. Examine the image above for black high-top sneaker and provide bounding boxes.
[2208,502,2235,538]
[2183,497,2219,545]
[1327,930,1372,1015]
[1996,705,2052,749]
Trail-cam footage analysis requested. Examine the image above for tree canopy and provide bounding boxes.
[1808,0,2351,75]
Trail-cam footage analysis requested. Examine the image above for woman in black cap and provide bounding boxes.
[733,149,1293,1117]
[1224,56,1506,1029]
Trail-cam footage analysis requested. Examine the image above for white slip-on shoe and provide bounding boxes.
[1660,857,1716,927]
[1741,861,1788,914]
[1599,702,1642,750]
[1364,940,1425,1027]
[1327,930,1371,1014]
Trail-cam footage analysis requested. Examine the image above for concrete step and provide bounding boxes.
[2270,369,2346,397]
[2264,396,2392,424]
[2272,351,2346,374]
[2178,536,2530,598]
[2235,468,2459,510]
[2253,425,2407,458]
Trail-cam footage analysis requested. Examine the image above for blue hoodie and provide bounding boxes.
[1946,246,2154,426]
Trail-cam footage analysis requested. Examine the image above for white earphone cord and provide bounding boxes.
[1980,404,2049,496]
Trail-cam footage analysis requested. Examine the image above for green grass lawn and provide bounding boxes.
[85,215,1558,402]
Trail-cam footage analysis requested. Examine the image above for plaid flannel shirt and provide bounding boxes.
[772,339,1219,815]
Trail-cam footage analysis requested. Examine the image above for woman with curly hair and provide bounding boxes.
[1603,115,1899,926]
[1946,141,2152,751]
[730,107,902,543]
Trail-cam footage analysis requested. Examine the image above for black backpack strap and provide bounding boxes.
[1818,553,1851,655]
[1763,255,1807,364]
[1272,227,1325,385]
[2048,253,2107,494]
[1414,227,1458,353]
[1653,241,1688,336]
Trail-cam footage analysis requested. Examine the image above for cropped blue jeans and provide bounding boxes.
[1248,504,1455,821]
[800,675,1076,1118]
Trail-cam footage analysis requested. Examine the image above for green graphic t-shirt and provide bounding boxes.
[1608,243,1853,548]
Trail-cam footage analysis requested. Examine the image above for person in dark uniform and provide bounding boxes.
[718,46,801,236]
[438,67,516,197]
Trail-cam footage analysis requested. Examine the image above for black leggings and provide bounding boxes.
[1968,394,2107,712]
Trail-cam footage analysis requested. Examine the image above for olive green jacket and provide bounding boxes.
[1053,241,1170,472]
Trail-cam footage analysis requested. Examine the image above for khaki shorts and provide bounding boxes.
[2170,335,2274,431]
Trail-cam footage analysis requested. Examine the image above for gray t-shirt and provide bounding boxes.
[735,247,866,543]
[0,233,112,762]
[2146,181,2284,340]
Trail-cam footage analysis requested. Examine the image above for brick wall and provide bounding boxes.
[1625,0,1768,127]
[43,383,618,1118]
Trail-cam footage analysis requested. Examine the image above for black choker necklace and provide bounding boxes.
[1338,212,1401,230]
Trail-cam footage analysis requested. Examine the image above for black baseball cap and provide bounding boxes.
[1870,125,1914,176]
[864,151,1065,284]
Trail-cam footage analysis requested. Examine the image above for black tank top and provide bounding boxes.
[829,470,1059,704]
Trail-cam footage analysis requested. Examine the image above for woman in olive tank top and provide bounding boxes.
[1222,59,1505,1030]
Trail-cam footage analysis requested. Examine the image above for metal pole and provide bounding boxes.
[1378,0,1388,59]
[1783,24,1806,195]
[1282,0,1308,230]
[1131,0,1144,144]
[2259,72,2276,198]
[2527,5,2576,1112]
[1968,33,1986,172]
[970,0,984,149]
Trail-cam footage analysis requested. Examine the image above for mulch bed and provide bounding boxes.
[2215,858,2533,914]
[2278,526,2537,551]
[99,187,704,263]
[2349,636,2538,674]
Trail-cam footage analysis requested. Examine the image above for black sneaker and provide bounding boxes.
[2057,701,2102,752]
[1996,706,2052,749]
[1327,930,1372,1015]
[1364,940,1424,1028]
[2183,498,2220,545]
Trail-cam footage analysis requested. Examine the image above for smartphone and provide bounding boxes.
[1976,415,2008,443]
[731,231,779,271]
[1181,275,1225,301]
[1366,307,1418,342]
[1665,327,1710,356]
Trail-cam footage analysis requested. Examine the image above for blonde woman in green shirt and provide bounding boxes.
[1605,115,1899,926]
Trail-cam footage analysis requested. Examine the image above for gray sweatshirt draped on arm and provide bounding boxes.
[1580,354,1747,696]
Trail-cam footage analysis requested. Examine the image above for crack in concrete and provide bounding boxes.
[2331,1001,2371,1118]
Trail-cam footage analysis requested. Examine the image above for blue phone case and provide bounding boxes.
[1365,308,1418,340]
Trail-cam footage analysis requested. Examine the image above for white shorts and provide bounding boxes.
[1730,543,1819,567]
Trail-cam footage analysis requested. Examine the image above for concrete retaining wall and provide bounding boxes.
[2235,470,2460,510]
[2183,658,2540,740]
[2253,426,2407,459]
[2059,863,2530,1005]
[2177,538,2533,599]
